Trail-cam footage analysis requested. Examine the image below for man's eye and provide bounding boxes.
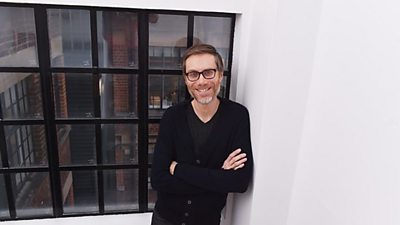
[203,70,212,76]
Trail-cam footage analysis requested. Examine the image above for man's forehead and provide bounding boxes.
[186,53,216,69]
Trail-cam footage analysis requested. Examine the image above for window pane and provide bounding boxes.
[101,124,138,164]
[100,74,138,118]
[97,12,138,68]
[104,169,138,212]
[0,7,38,67]
[149,14,188,69]
[61,170,98,214]
[148,168,156,210]
[219,76,228,97]
[148,123,159,164]
[52,73,94,118]
[0,174,9,219]
[0,73,43,120]
[194,16,232,70]
[47,9,92,67]
[12,172,52,217]
[57,124,96,165]
[5,125,47,167]
[148,75,186,119]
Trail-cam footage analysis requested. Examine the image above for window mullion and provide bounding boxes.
[34,5,63,217]
[90,8,105,214]
[137,11,149,212]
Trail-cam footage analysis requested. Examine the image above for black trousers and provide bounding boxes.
[151,209,174,225]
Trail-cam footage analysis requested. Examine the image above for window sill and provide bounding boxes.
[4,213,152,225]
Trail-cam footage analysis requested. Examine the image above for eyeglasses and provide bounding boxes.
[185,69,217,82]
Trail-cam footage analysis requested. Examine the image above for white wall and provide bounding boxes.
[2,0,400,225]
[286,0,400,224]
[232,0,323,224]
[232,0,400,225]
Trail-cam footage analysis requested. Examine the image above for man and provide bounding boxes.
[151,44,253,225]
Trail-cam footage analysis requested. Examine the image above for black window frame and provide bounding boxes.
[0,2,236,221]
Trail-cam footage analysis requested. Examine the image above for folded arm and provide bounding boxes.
[173,110,253,194]
[151,110,206,195]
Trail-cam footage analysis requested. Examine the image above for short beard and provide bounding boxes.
[197,97,213,105]
[189,86,221,105]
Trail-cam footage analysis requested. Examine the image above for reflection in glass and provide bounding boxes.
[52,73,94,118]
[194,16,232,70]
[101,124,138,164]
[61,170,98,214]
[148,14,188,69]
[4,125,47,167]
[148,169,156,209]
[47,9,92,67]
[100,74,138,118]
[0,174,9,219]
[104,169,138,211]
[0,73,43,120]
[57,124,96,165]
[0,7,38,67]
[97,11,138,68]
[148,75,186,118]
[148,124,159,164]
[11,172,52,217]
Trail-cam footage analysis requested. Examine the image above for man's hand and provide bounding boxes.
[170,161,178,175]
[222,148,247,170]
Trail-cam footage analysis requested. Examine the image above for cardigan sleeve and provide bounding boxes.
[151,109,206,195]
[174,108,253,194]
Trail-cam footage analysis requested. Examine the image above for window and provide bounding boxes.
[0,3,235,221]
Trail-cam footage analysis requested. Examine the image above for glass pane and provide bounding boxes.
[149,14,188,69]
[219,76,228,98]
[0,174,9,219]
[101,124,138,164]
[52,73,94,118]
[148,123,159,164]
[61,170,98,214]
[97,12,138,68]
[148,75,186,119]
[100,74,138,118]
[12,172,52,217]
[47,9,92,67]
[194,16,232,70]
[104,169,138,212]
[57,124,96,165]
[148,168,156,209]
[0,73,43,120]
[5,125,47,167]
[0,7,38,67]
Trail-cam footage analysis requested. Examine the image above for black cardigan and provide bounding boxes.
[151,98,253,225]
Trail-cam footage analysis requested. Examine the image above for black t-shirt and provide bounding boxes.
[186,103,220,156]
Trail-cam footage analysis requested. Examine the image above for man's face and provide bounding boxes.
[184,53,223,105]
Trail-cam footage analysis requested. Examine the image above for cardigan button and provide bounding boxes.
[184,212,189,217]
[187,200,192,205]
[196,159,201,164]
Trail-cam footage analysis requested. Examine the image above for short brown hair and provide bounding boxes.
[182,44,224,75]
